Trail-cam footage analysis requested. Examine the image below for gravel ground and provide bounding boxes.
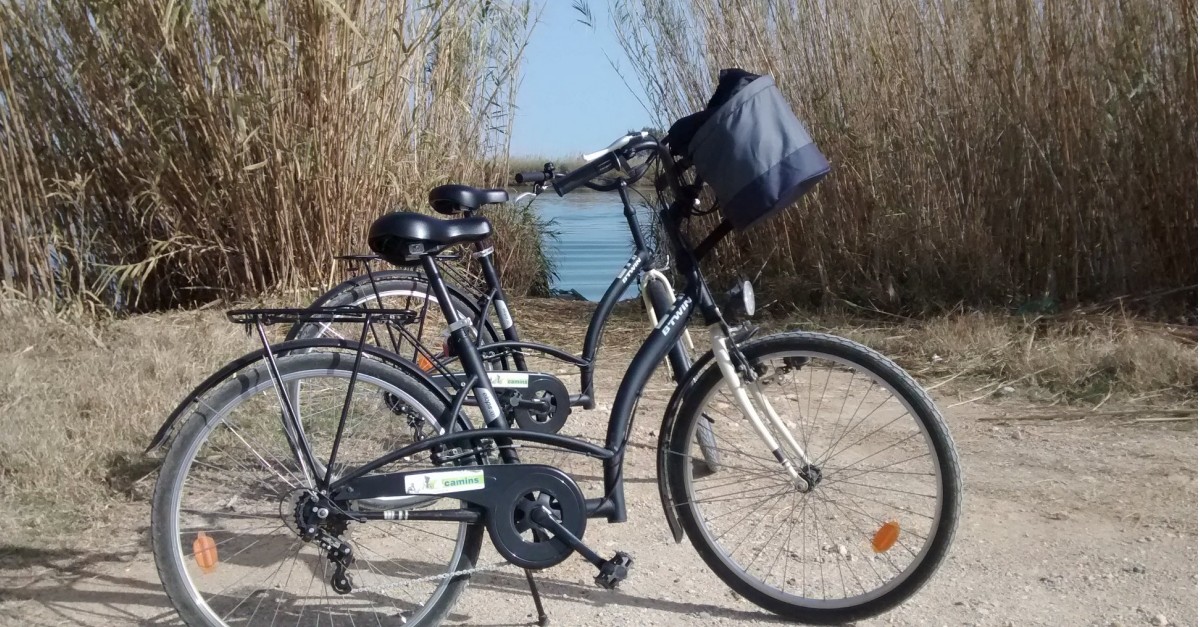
[1,343,1195,627]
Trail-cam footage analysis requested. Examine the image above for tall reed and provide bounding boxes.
[0,0,545,311]
[616,0,1196,316]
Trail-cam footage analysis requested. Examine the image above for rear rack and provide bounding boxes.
[335,252,462,263]
[226,305,462,382]
[226,307,418,327]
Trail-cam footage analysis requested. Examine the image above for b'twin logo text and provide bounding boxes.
[658,297,691,336]
[616,258,639,284]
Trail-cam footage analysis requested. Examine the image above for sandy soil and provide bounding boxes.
[0,342,1195,627]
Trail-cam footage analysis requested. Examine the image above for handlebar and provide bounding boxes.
[514,171,550,184]
[551,131,658,196]
[580,131,649,163]
[552,153,618,196]
[510,131,681,199]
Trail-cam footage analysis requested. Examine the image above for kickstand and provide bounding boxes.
[523,568,550,626]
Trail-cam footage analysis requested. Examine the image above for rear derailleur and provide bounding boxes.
[294,492,356,594]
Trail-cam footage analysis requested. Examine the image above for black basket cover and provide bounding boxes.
[668,69,830,231]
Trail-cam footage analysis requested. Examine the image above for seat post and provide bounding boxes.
[419,254,519,463]
[470,239,526,366]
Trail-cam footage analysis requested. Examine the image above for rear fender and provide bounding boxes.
[145,338,455,452]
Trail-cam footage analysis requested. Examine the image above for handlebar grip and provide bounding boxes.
[514,171,549,184]
[552,155,616,196]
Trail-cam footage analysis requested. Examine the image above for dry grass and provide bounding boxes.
[613,0,1196,316]
[778,310,1198,406]
[0,0,549,312]
[0,299,246,543]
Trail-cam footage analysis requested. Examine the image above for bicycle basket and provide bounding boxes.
[668,69,830,231]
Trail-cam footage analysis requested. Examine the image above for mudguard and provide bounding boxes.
[654,324,759,542]
[145,338,456,452]
[655,346,718,543]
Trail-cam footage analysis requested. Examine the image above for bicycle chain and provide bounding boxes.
[351,560,517,596]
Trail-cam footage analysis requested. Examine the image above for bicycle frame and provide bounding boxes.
[259,140,736,526]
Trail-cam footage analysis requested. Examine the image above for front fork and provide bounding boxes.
[708,325,814,490]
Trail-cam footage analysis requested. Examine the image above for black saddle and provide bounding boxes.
[428,184,508,215]
[368,212,492,265]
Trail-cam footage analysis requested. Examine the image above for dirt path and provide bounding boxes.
[1,350,1195,627]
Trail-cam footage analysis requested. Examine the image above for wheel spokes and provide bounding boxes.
[686,351,945,607]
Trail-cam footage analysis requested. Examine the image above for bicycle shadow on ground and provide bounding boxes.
[467,569,783,625]
[0,544,178,625]
[0,542,480,626]
[0,541,782,626]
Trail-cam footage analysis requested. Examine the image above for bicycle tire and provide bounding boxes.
[287,274,504,368]
[152,351,484,626]
[666,331,961,624]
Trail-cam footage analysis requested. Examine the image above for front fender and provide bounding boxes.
[145,338,455,452]
[655,346,717,543]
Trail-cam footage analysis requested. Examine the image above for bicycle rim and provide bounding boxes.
[160,359,472,625]
[678,343,955,613]
[318,287,473,360]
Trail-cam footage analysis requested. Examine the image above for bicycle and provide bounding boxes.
[277,140,722,471]
[150,126,961,625]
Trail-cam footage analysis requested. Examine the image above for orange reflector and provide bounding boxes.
[416,353,435,372]
[193,531,218,573]
[872,520,901,553]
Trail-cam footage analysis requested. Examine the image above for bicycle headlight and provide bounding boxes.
[741,280,756,317]
[726,279,756,319]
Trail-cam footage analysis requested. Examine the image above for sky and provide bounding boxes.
[508,2,651,158]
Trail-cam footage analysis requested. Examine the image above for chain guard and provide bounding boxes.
[330,463,587,570]
[487,467,586,569]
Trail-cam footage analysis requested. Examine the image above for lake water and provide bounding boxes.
[533,191,654,301]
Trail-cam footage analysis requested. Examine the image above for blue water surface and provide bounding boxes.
[532,191,655,301]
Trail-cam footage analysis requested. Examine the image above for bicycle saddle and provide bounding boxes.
[368,211,492,265]
[428,184,509,215]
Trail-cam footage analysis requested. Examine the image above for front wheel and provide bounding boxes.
[667,332,961,624]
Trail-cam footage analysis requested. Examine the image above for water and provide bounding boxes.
[533,192,654,301]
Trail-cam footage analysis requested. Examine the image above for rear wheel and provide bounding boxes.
[668,332,960,624]
[152,351,483,626]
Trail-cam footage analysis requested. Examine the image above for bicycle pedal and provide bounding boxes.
[593,552,633,590]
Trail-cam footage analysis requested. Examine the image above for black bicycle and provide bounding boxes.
[149,123,961,625]
[282,141,722,471]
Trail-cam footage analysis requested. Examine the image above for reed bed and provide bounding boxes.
[615,0,1196,317]
[0,0,546,312]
